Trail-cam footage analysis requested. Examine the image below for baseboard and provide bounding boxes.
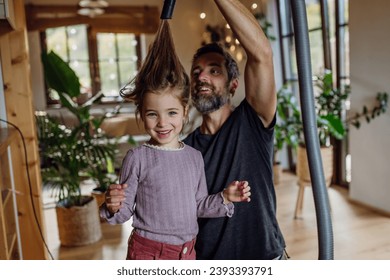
[347,198,390,218]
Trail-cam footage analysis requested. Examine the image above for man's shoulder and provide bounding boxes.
[183,128,199,144]
[183,142,201,155]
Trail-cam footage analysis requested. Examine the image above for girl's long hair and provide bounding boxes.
[120,20,190,117]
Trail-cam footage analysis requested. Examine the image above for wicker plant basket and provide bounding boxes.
[296,145,334,187]
[56,195,102,247]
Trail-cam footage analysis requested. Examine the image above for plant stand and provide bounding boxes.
[56,196,102,246]
[294,145,333,219]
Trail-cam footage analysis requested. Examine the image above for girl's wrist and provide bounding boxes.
[222,189,230,204]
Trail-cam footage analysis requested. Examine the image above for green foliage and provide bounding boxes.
[38,51,119,207]
[41,51,81,99]
[275,85,301,157]
[37,113,117,206]
[314,71,349,145]
[347,92,388,129]
[41,51,106,126]
[275,71,389,152]
[313,71,388,146]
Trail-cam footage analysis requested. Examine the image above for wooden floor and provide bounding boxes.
[42,172,390,260]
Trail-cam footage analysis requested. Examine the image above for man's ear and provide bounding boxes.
[229,79,239,96]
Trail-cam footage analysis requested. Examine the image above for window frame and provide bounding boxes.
[26,4,159,106]
[40,26,142,105]
[275,0,350,187]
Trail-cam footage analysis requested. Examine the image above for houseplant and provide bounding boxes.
[38,50,119,246]
[276,71,388,218]
[274,71,388,186]
[294,71,388,187]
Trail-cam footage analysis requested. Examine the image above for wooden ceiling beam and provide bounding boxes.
[25,4,159,34]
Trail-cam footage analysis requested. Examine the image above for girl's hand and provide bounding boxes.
[223,181,251,204]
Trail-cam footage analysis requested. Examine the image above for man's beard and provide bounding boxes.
[191,83,229,114]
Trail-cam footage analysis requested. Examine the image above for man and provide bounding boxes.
[183,0,286,259]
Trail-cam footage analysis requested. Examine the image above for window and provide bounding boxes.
[43,25,141,104]
[97,33,140,99]
[276,0,350,186]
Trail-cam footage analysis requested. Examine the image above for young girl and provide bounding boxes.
[100,20,251,260]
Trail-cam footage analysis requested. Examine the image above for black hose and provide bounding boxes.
[289,0,334,260]
[160,0,176,19]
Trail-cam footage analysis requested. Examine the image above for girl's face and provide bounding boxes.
[141,88,187,149]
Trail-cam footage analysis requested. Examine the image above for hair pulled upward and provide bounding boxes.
[120,20,190,116]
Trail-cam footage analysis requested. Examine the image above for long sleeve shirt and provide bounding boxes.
[100,143,234,245]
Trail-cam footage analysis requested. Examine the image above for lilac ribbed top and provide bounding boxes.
[100,143,234,245]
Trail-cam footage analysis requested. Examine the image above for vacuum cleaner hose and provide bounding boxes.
[290,0,334,260]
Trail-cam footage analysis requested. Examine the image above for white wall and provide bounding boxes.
[349,0,390,212]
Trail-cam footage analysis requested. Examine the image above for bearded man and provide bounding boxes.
[183,0,286,260]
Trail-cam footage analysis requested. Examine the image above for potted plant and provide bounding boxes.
[294,71,388,218]
[38,51,119,246]
[294,70,388,188]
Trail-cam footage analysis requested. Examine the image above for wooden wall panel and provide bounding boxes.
[0,0,47,259]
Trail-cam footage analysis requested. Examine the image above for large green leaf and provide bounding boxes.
[41,51,81,98]
[318,114,346,140]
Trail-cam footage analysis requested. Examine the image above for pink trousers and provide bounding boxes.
[127,231,196,260]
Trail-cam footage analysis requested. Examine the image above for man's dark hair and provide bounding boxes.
[192,43,240,82]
